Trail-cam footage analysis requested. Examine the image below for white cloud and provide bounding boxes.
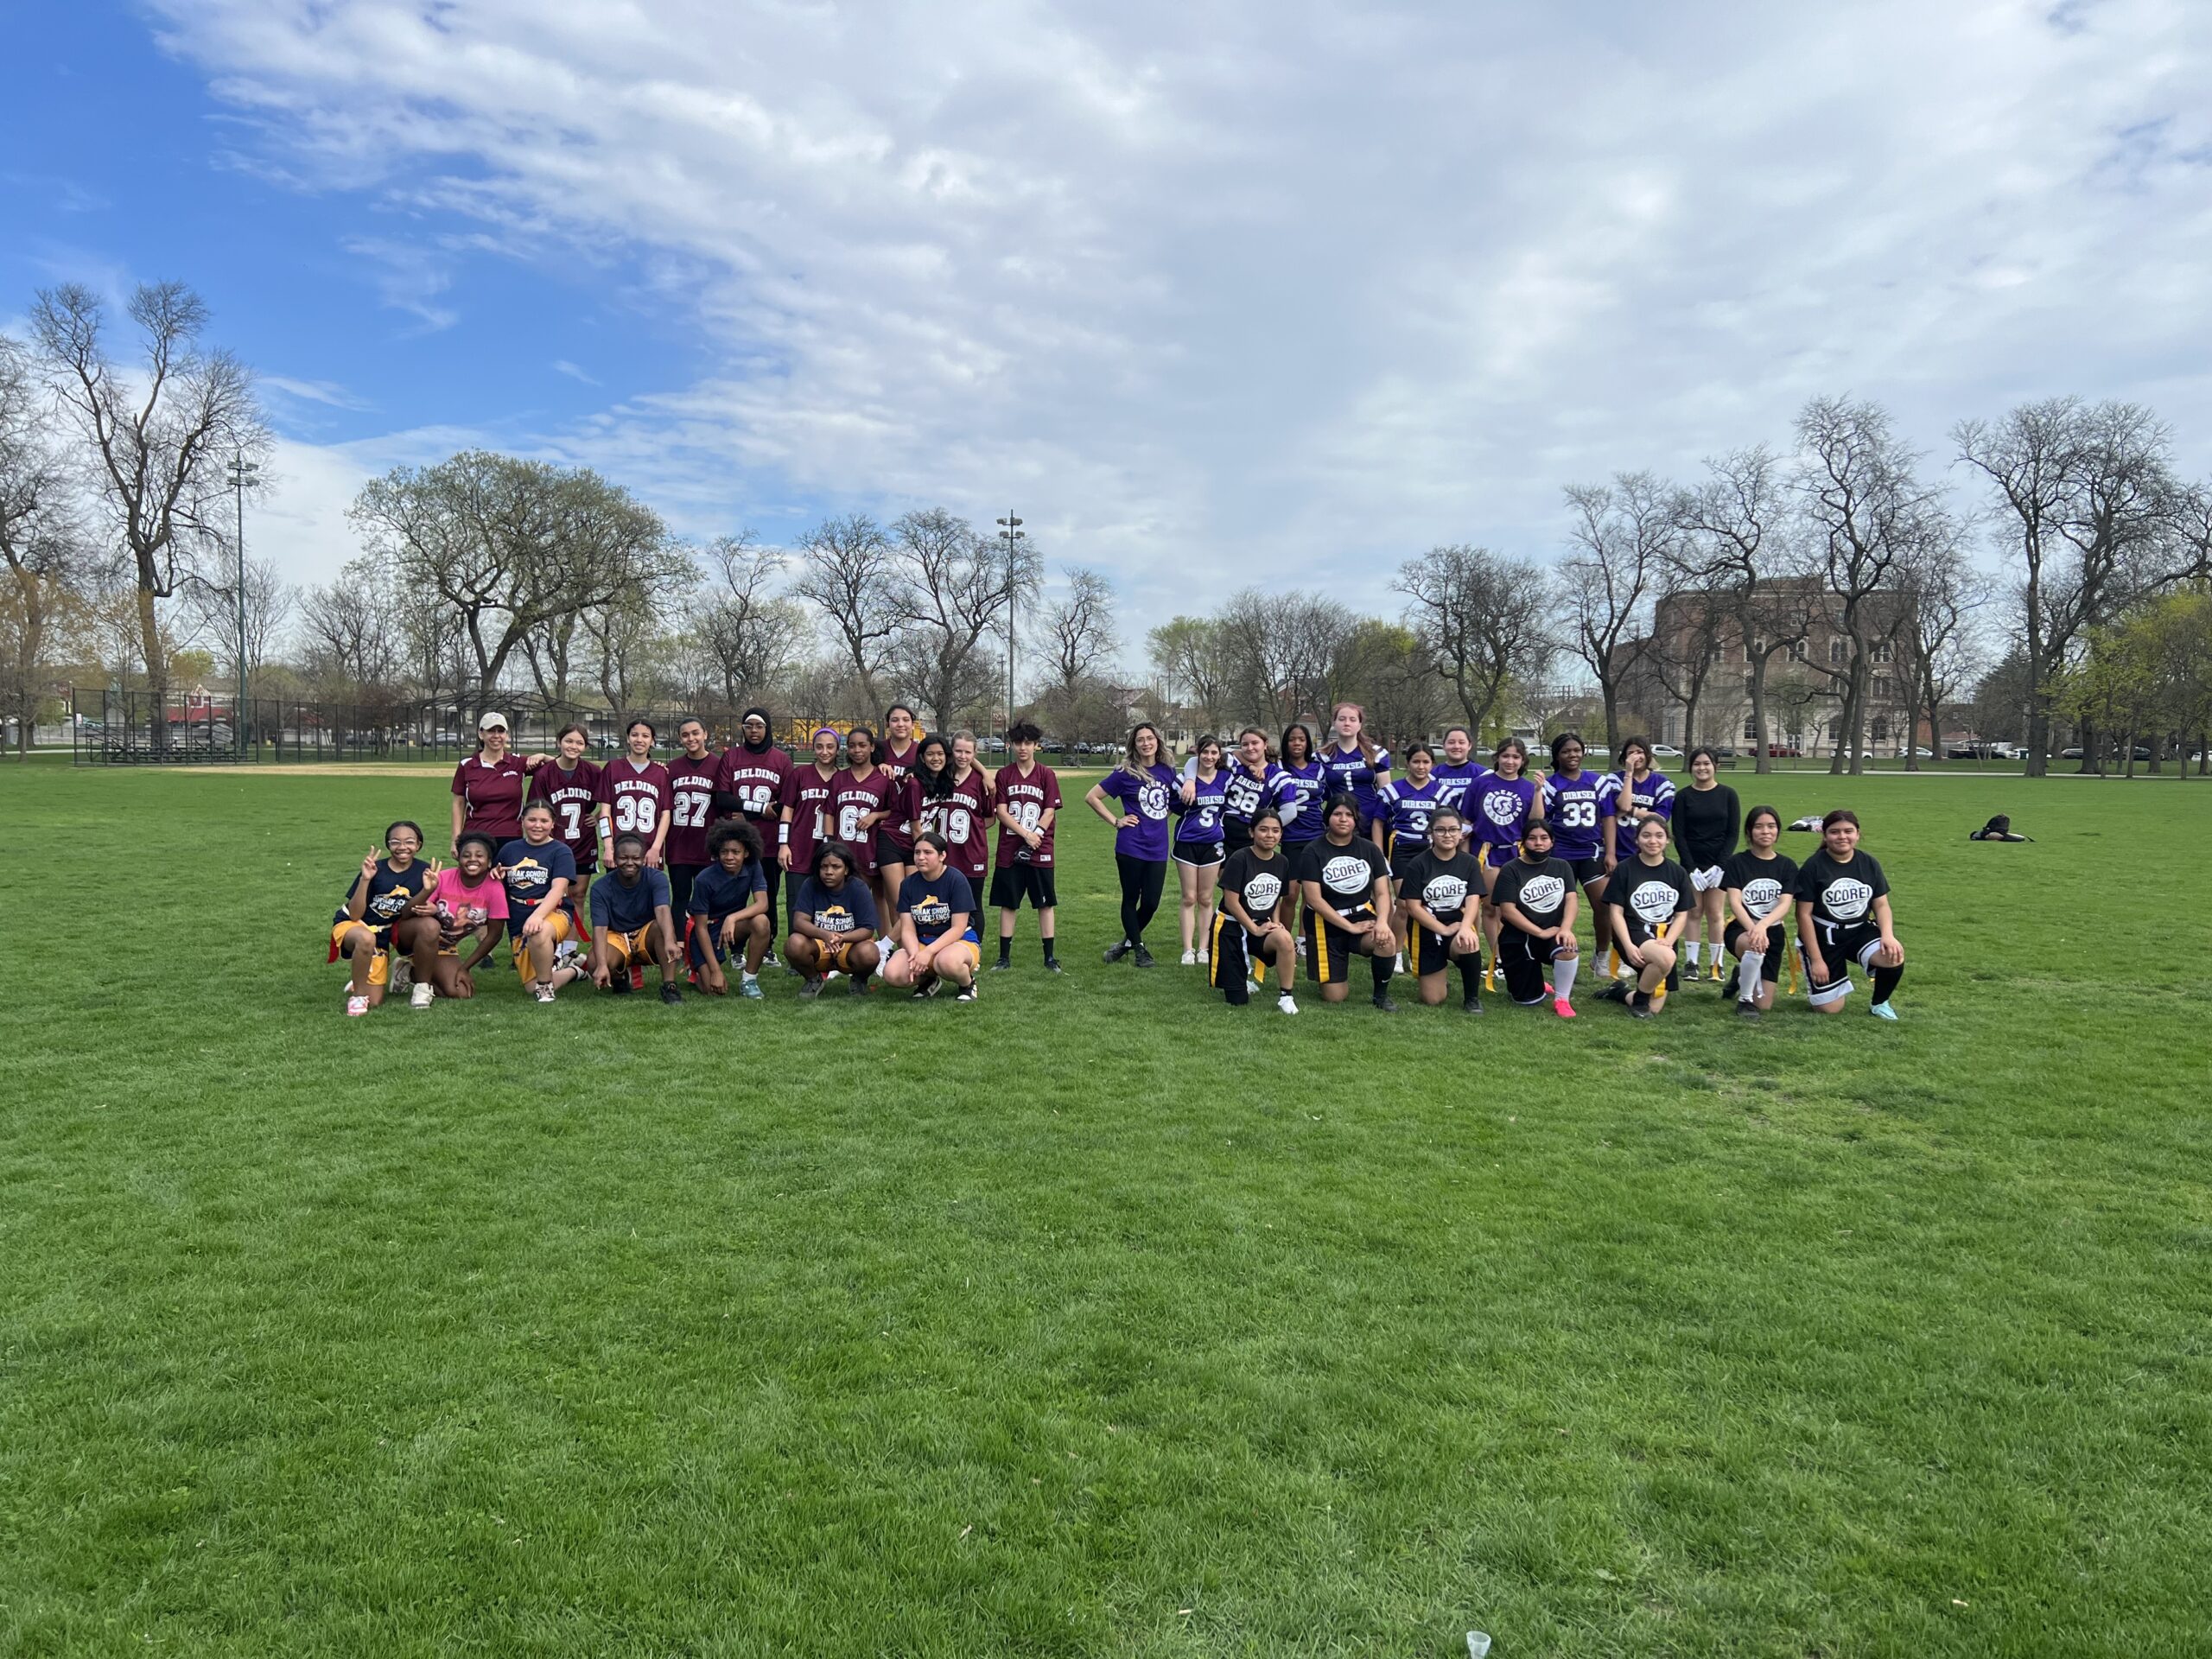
[148,0,2212,652]
[550,359,600,386]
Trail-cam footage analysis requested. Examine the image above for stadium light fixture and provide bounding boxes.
[996,514,1025,734]
[226,453,260,758]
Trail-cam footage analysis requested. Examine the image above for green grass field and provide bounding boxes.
[3,766,2209,1656]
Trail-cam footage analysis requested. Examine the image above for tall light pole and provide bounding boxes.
[226,452,260,758]
[996,513,1025,736]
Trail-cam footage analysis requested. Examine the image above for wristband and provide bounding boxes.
[779,823,791,847]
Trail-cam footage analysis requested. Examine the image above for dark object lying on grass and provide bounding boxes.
[1969,813,2033,842]
[1787,815,1821,832]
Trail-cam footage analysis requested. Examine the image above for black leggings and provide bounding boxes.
[1116,855,1167,944]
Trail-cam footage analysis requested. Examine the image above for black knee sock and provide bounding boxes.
[1872,960,1904,1004]
[998,934,1012,964]
[1040,929,1056,962]
[1370,954,1394,998]
[1455,952,1483,1001]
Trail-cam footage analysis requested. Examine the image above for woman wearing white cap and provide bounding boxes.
[450,710,535,856]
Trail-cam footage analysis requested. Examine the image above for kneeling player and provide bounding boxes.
[1794,807,1906,1019]
[1721,804,1797,1017]
[331,820,437,1015]
[1211,808,1299,1014]
[688,819,772,998]
[1488,821,1581,1018]
[500,799,582,1003]
[881,831,981,1001]
[1601,815,1696,1019]
[413,831,509,1006]
[1295,794,1397,1011]
[589,832,683,1004]
[1399,806,1489,1012]
[786,842,883,995]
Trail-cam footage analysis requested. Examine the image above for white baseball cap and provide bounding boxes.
[477,711,509,732]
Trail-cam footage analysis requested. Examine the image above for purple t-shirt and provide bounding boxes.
[1469,774,1540,864]
[1101,764,1180,861]
[1432,760,1491,811]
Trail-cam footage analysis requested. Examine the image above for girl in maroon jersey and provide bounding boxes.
[778,726,844,924]
[596,718,672,870]
[875,702,922,906]
[830,726,898,913]
[527,722,604,911]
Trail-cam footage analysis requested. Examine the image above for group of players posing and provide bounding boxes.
[330,705,1070,1012]
[1084,704,1907,1020]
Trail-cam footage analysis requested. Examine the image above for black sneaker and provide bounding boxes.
[1599,981,1630,1003]
[659,982,683,1005]
[989,957,1012,972]
[1372,994,1399,1014]
[1736,999,1762,1020]
[1043,957,1063,974]
[912,977,940,1000]
[1102,941,1132,964]
[955,984,977,1003]
[1721,967,1740,1000]
[1462,996,1484,1014]
[608,972,632,995]
[1132,944,1156,969]
[798,976,823,999]
[1628,993,1653,1019]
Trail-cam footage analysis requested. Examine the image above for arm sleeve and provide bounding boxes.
[1722,788,1740,855]
[451,762,468,798]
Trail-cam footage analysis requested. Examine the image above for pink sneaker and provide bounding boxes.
[1553,997,1577,1019]
[346,994,372,1018]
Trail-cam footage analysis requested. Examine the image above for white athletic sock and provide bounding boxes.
[1554,954,1580,1001]
[1686,940,1701,966]
[1737,950,1762,1000]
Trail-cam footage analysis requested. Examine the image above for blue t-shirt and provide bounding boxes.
[1221,761,1293,833]
[1275,760,1329,842]
[1173,769,1229,846]
[1469,774,1540,862]
[497,836,578,919]
[796,875,881,936]
[1100,764,1180,861]
[898,867,978,944]
[689,860,766,926]
[334,857,432,932]
[590,868,672,934]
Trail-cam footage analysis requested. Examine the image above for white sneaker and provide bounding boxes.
[1249,979,1263,997]
[388,957,413,993]
[410,982,435,1010]
[532,982,556,1004]
[1180,949,1197,966]
[1196,950,1209,964]
[1394,953,1405,973]
[346,994,371,1018]
[1277,993,1299,1014]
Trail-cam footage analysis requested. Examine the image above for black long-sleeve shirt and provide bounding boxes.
[1673,782,1741,868]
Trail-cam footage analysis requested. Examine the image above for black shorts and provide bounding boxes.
[989,863,1058,910]
[1409,923,1474,977]
[785,870,813,919]
[1223,820,1253,856]
[874,830,912,868]
[1498,927,1570,1004]
[1173,839,1226,869]
[1568,855,1608,887]
[1723,918,1787,981]
[1389,849,1428,887]
[1302,908,1376,984]
[668,861,706,921]
[1805,918,1882,1004]
[1207,912,1277,1003]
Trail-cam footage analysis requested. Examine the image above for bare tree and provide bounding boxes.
[299,556,401,691]
[1146,615,1229,732]
[790,512,896,713]
[1392,543,1553,740]
[30,282,267,753]
[1795,396,1939,775]
[1039,565,1118,690]
[1559,473,1670,753]
[0,334,86,756]
[692,532,806,712]
[188,551,293,697]
[349,450,669,709]
[1893,522,1990,770]
[1216,588,1351,727]
[885,507,1040,728]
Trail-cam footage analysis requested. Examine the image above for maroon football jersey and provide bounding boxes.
[715,743,793,825]
[993,763,1062,868]
[829,767,895,872]
[596,757,672,845]
[529,759,603,871]
[916,770,994,880]
[665,751,721,864]
[876,739,921,849]
[452,753,531,842]
[780,763,840,874]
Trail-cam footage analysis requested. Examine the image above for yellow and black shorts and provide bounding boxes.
[510,908,575,980]
[330,920,392,986]
[1301,908,1375,985]
[601,927,657,968]
[1206,912,1271,995]
[817,937,873,973]
[1408,924,1472,978]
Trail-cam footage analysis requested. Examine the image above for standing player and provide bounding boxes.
[990,719,1062,972]
[830,727,898,915]
[527,723,602,912]
[1608,737,1675,874]
[499,798,582,1003]
[881,831,982,1001]
[1220,728,1292,857]
[1468,738,1539,988]
[1431,726,1490,814]
[1794,808,1906,1019]
[786,842,882,995]
[912,732,995,892]
[1274,722,1328,852]
[664,716,723,921]
[1541,733,1617,972]
[330,820,437,1015]
[450,711,533,856]
[714,708,794,954]
[1086,721,1179,968]
[1296,795,1398,1011]
[588,832,683,1004]
[686,818,771,999]
[1173,735,1228,965]
[412,831,509,1007]
[1672,746,1740,982]
[596,719,671,873]
[1397,804,1488,1012]
[1211,808,1299,1014]
[1317,702,1390,835]
[1490,821,1581,1018]
[1601,815,1697,1019]
[779,726,844,931]
[874,703,923,912]
[1722,804,1797,1018]
[1375,741,1446,876]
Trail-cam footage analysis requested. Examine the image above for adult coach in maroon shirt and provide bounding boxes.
[450,711,534,855]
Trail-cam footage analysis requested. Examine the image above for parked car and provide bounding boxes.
[1764,742,1802,758]
[1651,743,1683,757]
[2060,747,2084,760]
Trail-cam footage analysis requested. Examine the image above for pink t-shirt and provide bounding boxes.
[430,868,510,933]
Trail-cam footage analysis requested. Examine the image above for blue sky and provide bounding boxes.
[6,0,2212,646]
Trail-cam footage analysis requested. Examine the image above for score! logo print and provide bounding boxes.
[1322,855,1371,894]
[1741,877,1783,918]
[1630,880,1677,925]
[1421,875,1469,912]
[1822,877,1873,920]
[1244,873,1284,912]
[1518,874,1565,913]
